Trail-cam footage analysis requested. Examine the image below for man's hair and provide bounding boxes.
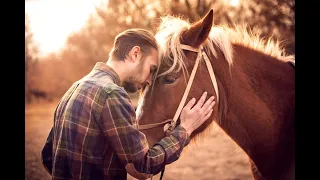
[109,28,158,61]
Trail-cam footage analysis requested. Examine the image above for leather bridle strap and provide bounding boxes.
[163,44,219,132]
[180,44,200,52]
[202,47,220,104]
[138,45,202,131]
[138,119,172,130]
[162,45,202,132]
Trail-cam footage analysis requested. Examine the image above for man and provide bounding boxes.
[41,28,215,180]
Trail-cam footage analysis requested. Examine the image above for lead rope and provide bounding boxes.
[159,167,165,180]
[148,167,165,180]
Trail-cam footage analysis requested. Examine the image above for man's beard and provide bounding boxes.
[122,59,145,93]
[122,77,139,93]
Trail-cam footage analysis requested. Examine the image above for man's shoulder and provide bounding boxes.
[101,83,129,99]
[73,73,132,107]
[76,75,127,97]
[102,82,122,93]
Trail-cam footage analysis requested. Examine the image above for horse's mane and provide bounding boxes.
[225,24,295,61]
[155,15,295,79]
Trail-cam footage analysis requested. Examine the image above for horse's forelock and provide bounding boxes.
[155,16,236,81]
[155,16,190,79]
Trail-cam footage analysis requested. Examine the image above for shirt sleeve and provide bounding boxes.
[41,127,53,175]
[98,86,190,175]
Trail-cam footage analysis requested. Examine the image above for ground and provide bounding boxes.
[25,100,253,180]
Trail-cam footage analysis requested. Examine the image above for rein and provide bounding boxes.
[138,44,220,180]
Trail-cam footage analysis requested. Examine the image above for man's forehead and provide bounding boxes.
[150,49,160,66]
[148,50,159,72]
[150,64,158,71]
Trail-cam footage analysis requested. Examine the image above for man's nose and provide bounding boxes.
[146,76,152,86]
[146,80,151,86]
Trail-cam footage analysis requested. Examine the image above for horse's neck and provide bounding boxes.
[212,44,295,179]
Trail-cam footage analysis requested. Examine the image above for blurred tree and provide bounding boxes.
[169,0,294,54]
[233,0,294,54]
[32,0,294,103]
[25,13,40,103]
[52,0,171,99]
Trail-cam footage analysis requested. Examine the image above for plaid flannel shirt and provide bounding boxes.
[41,62,190,180]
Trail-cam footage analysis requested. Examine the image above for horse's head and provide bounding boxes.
[136,10,228,147]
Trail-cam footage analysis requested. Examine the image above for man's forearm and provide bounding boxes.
[132,125,190,175]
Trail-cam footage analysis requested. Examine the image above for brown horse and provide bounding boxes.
[136,9,295,180]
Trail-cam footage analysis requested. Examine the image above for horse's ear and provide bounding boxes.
[181,9,213,48]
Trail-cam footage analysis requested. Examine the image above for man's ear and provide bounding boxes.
[128,46,141,63]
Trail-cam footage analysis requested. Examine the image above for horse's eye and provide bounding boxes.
[163,75,177,84]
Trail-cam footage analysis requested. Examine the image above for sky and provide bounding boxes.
[227,0,240,7]
[25,0,108,57]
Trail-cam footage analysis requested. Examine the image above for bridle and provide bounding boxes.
[138,43,220,180]
[138,44,219,131]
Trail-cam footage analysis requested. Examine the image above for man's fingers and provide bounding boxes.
[201,96,215,112]
[184,98,196,110]
[193,91,208,109]
[203,109,214,121]
[203,101,214,115]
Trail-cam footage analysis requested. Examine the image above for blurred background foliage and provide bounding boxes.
[25,0,294,104]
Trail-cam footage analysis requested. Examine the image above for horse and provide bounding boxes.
[135,9,295,180]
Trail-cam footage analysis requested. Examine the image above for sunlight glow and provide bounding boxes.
[25,0,108,57]
[224,0,240,7]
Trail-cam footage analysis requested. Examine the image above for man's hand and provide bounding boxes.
[125,163,152,180]
[180,92,216,136]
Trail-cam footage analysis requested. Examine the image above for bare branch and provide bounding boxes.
[130,0,152,28]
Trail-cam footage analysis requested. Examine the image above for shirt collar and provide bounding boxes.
[93,62,121,86]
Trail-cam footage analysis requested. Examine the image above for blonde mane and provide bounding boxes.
[155,15,295,78]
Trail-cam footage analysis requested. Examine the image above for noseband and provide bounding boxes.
[139,44,219,132]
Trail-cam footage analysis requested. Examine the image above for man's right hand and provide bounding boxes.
[180,92,216,136]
